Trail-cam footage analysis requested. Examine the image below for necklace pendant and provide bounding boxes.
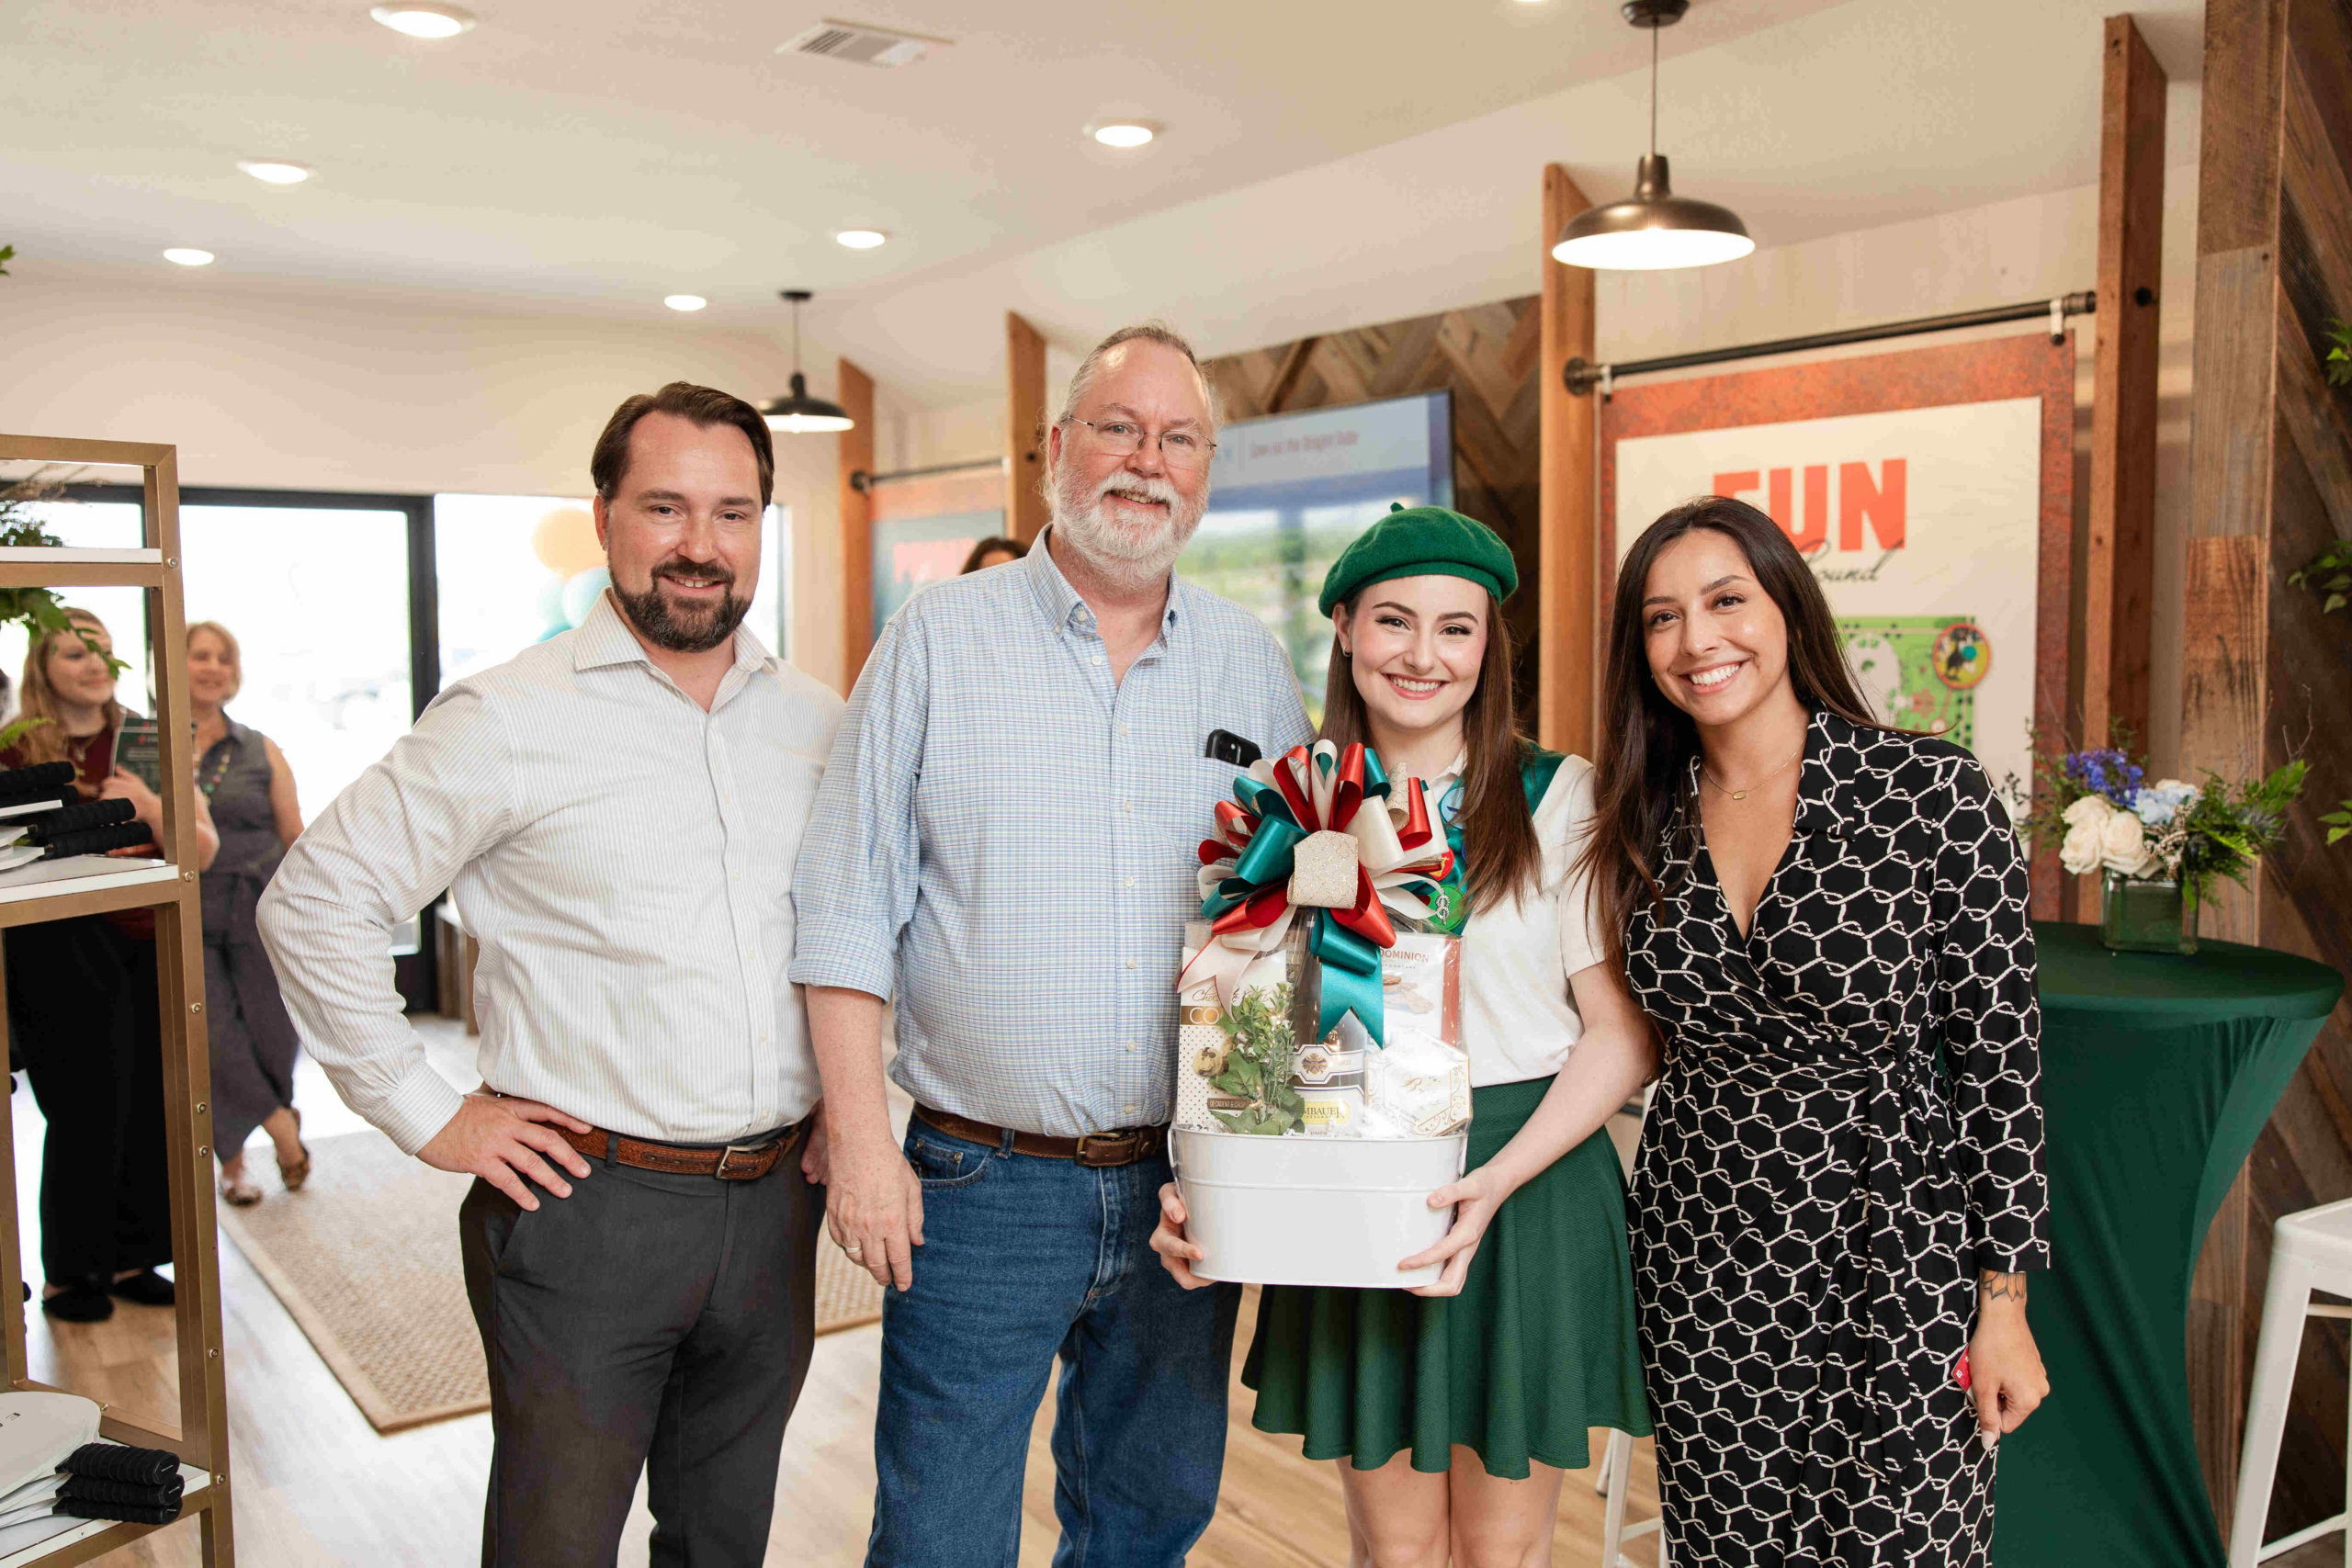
[1731,789,1748,801]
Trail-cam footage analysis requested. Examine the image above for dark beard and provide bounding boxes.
[610,564,750,653]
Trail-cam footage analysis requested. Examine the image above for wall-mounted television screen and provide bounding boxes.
[1181,389,1454,720]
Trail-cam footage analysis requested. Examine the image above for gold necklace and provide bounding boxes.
[1701,747,1802,802]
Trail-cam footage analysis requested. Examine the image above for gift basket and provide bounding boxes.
[1170,740,1471,1289]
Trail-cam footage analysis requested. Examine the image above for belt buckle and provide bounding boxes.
[1073,1132,1131,1168]
[715,1140,777,1180]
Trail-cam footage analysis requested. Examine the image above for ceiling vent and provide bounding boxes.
[776,19,948,68]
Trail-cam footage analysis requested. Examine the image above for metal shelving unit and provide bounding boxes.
[0,434,233,1566]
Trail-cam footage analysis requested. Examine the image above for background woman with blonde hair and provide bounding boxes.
[187,620,311,1205]
[4,608,217,1321]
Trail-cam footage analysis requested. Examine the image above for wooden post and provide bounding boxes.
[837,357,876,693]
[2083,15,2166,759]
[1006,311,1050,545]
[2075,13,2168,919]
[1539,164,1598,757]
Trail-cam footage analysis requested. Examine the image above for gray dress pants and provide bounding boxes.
[458,1124,820,1567]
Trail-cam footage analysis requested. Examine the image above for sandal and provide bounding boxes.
[277,1107,311,1192]
[220,1166,263,1207]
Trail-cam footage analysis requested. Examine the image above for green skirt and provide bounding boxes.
[1239,1075,1653,1479]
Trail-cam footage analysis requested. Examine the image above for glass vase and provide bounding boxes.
[2099,870,2199,955]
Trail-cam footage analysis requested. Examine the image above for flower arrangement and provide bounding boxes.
[2024,743,2309,913]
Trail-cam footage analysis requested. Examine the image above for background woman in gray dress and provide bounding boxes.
[188,621,311,1206]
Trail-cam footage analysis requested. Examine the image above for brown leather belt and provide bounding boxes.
[558,1121,802,1181]
[913,1104,1165,1168]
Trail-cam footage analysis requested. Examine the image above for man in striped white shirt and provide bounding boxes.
[261,382,842,1567]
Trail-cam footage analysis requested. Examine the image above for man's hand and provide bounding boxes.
[825,1131,923,1292]
[1149,1181,1214,1291]
[419,1091,594,1212]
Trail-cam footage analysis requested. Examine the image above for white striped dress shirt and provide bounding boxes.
[259,593,844,1155]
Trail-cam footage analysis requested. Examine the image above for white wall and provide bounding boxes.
[0,269,854,691]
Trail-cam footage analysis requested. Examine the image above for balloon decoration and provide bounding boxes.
[561,567,611,629]
[527,506,607,641]
[531,507,603,576]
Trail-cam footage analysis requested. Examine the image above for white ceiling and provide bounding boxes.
[6,0,2208,407]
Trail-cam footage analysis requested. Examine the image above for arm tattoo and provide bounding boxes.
[1979,1269,2028,1304]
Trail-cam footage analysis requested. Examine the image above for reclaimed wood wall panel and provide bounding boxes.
[2187,0,2352,1540]
[1202,295,1548,730]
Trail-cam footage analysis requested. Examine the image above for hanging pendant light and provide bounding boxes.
[1554,0,1754,271]
[760,289,855,434]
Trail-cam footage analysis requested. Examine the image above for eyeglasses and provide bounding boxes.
[1064,416,1216,472]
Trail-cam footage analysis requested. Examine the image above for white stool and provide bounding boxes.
[2230,1194,2352,1567]
[1595,1427,1668,1567]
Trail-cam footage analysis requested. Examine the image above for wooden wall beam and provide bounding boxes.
[837,356,876,694]
[1538,163,1598,757]
[1006,312,1049,545]
[2083,14,2166,757]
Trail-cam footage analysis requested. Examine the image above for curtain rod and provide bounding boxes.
[1565,290,2098,397]
[849,457,1007,492]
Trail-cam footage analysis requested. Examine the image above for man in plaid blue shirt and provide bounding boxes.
[792,322,1312,1566]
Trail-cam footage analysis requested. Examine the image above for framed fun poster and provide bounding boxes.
[1600,332,2075,915]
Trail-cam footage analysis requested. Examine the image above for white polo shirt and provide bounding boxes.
[1427,751,1611,1088]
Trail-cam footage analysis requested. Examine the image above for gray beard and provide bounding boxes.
[1050,468,1205,591]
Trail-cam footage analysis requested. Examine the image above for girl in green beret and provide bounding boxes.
[1152,505,1657,1563]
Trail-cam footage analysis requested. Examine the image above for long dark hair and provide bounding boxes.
[1320,588,1543,910]
[1574,496,1882,960]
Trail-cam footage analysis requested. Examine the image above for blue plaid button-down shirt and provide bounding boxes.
[789,534,1314,1135]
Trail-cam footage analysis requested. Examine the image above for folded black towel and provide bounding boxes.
[36,822,155,860]
[59,1441,181,1486]
[55,1496,180,1525]
[59,1473,184,1509]
[19,797,137,843]
[0,761,77,804]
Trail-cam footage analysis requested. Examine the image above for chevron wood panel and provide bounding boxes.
[2192,0,2352,1542]
[1204,296,1545,727]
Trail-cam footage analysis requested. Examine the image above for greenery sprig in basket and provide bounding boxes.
[2022,742,2312,952]
[1194,982,1306,1136]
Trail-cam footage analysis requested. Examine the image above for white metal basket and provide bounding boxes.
[1170,1127,1468,1289]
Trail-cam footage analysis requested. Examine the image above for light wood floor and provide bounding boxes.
[22,1033,1667,1566]
[18,1017,1672,1566]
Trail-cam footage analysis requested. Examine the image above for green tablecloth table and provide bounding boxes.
[1992,921,2342,1568]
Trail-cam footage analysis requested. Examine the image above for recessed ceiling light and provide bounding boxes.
[369,4,476,39]
[164,248,216,267]
[833,230,888,250]
[1089,120,1159,149]
[664,295,707,312]
[238,160,311,185]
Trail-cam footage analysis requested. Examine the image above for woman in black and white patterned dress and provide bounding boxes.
[1577,497,2051,1565]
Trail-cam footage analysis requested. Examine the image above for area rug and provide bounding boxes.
[219,1129,885,1434]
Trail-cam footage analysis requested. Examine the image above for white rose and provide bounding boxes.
[2059,819,2104,876]
[2062,795,2115,829]
[2098,809,2152,874]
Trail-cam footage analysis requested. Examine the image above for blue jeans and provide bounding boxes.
[865,1121,1238,1568]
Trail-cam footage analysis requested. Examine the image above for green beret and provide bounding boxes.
[1317,503,1520,617]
